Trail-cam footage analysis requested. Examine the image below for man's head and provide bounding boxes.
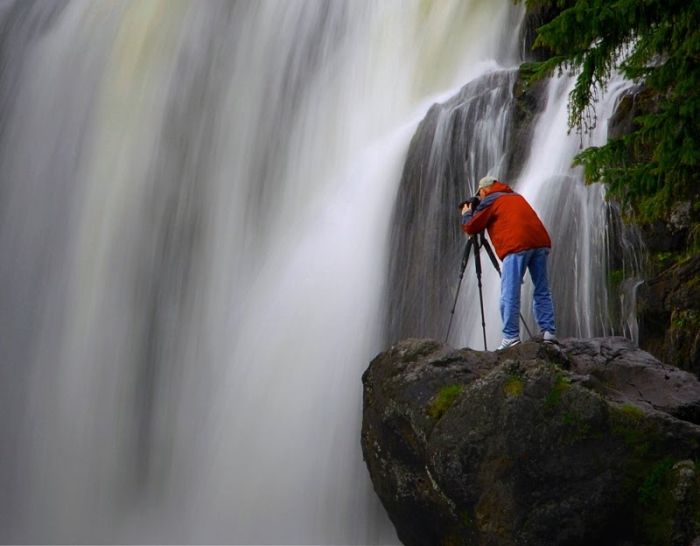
[477,175,497,198]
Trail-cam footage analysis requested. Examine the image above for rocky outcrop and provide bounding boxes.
[639,255,700,376]
[605,84,700,375]
[362,337,700,546]
[519,4,563,62]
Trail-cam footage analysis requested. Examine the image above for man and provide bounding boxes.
[461,175,557,350]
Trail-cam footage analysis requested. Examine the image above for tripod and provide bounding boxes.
[444,233,533,349]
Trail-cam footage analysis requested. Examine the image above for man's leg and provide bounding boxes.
[529,248,556,334]
[500,251,529,339]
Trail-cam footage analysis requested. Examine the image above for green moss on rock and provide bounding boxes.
[428,384,463,419]
[503,376,524,397]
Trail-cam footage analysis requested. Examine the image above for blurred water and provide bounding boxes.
[515,76,636,341]
[0,0,530,543]
[386,69,521,345]
[386,64,641,351]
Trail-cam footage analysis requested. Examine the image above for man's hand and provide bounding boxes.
[462,196,480,215]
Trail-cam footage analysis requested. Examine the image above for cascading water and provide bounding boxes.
[0,1,642,544]
[387,66,643,351]
[386,69,521,344]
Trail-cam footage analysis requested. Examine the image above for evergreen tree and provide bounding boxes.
[521,0,700,223]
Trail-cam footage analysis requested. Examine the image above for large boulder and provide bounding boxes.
[362,337,700,546]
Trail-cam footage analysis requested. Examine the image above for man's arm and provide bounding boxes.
[462,205,492,235]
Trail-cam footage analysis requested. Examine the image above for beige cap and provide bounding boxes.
[478,175,498,189]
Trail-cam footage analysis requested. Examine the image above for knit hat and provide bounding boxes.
[478,175,498,189]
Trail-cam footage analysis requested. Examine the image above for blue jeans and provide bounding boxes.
[500,248,555,339]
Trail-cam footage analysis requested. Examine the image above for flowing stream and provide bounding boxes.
[0,1,639,543]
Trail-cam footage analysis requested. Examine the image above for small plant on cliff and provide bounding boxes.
[503,376,525,397]
[544,372,571,411]
[612,403,653,456]
[619,403,645,420]
[519,0,700,223]
[638,457,675,507]
[428,384,464,419]
[633,458,697,545]
[672,309,700,330]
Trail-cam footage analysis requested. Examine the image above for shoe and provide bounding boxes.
[497,337,521,350]
[543,331,559,344]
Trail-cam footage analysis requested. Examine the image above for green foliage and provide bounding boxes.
[460,509,474,529]
[619,403,645,420]
[561,411,595,443]
[608,268,623,287]
[635,458,678,544]
[608,406,685,543]
[519,0,700,221]
[671,309,700,330]
[638,458,675,506]
[610,403,652,457]
[544,372,571,411]
[428,384,464,419]
[651,249,682,270]
[690,223,700,252]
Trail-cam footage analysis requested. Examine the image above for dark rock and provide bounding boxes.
[639,216,692,254]
[519,5,563,62]
[639,255,700,375]
[635,199,697,265]
[606,82,700,377]
[607,84,658,141]
[362,338,700,546]
[507,65,549,180]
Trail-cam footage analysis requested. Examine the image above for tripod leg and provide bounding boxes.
[480,234,501,275]
[473,240,488,350]
[444,239,473,343]
[519,313,534,339]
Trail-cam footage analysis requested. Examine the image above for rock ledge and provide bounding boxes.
[361,337,700,546]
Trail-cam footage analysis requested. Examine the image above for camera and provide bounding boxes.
[457,195,481,211]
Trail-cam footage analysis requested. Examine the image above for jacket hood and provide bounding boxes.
[484,181,512,195]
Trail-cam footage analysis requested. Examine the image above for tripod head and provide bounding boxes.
[459,232,494,277]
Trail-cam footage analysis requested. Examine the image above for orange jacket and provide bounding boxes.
[462,181,551,260]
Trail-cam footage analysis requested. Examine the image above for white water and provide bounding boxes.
[442,73,634,351]
[515,75,634,341]
[0,1,535,543]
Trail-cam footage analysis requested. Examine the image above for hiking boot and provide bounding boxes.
[497,337,521,350]
[543,331,559,344]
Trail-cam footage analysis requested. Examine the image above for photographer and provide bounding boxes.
[461,176,557,350]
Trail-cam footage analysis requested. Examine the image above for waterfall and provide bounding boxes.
[387,67,642,350]
[0,1,640,544]
[386,69,521,344]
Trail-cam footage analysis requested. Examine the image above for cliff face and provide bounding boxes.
[606,84,700,375]
[362,338,700,546]
[638,254,700,376]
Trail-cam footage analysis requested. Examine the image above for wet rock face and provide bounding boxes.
[606,84,700,376]
[385,70,522,343]
[638,255,700,376]
[519,4,564,62]
[362,338,700,546]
